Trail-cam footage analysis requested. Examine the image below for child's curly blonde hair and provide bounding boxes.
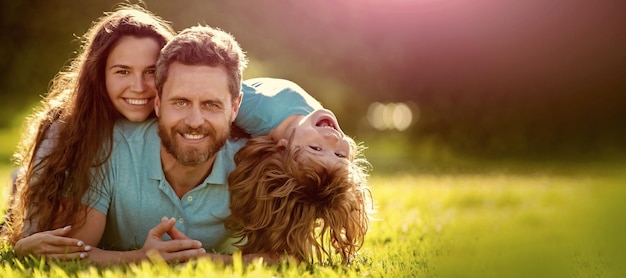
[226,135,373,264]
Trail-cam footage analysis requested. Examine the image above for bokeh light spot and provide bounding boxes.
[393,102,412,131]
[368,102,415,131]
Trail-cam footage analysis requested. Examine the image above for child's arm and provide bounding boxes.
[236,78,323,137]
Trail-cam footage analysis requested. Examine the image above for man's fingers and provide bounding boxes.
[162,247,206,263]
[160,216,190,240]
[142,217,202,263]
[166,223,190,240]
[148,217,176,237]
[142,239,203,263]
[161,239,203,252]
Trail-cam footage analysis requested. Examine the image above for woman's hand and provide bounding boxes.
[14,226,92,260]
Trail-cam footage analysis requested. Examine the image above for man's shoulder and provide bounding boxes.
[218,137,247,166]
[224,137,247,154]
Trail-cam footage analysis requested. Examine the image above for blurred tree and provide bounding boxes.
[1,0,625,160]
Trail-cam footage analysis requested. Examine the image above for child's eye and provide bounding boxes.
[335,152,346,158]
[309,146,322,151]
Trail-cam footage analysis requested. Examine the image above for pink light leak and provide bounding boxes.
[302,0,626,95]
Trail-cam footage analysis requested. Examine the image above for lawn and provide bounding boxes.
[1,164,624,277]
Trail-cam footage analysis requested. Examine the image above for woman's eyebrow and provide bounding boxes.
[108,64,131,70]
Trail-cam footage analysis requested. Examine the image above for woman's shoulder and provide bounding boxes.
[113,118,158,142]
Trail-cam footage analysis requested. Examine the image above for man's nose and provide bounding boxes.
[184,106,204,127]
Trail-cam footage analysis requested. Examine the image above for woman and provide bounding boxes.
[227,78,373,264]
[2,4,175,260]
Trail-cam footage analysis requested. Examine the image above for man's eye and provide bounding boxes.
[309,146,322,151]
[205,103,220,109]
[145,69,156,75]
[175,101,187,107]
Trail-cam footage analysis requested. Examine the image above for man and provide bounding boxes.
[73,25,249,265]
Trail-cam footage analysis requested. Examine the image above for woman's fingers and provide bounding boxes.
[45,225,73,236]
[40,243,92,254]
[45,251,90,261]
[14,229,92,257]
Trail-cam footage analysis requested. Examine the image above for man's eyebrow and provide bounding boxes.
[167,96,189,102]
[203,99,224,105]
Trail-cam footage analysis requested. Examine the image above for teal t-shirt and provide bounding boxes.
[237,78,323,137]
[88,119,246,252]
[86,78,320,252]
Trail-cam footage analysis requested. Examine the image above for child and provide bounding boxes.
[227,78,373,264]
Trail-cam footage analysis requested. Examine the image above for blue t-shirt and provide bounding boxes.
[88,119,246,252]
[87,77,320,252]
[237,78,323,137]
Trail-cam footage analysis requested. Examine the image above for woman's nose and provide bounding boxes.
[130,74,146,92]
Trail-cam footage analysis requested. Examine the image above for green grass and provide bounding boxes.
[1,163,624,277]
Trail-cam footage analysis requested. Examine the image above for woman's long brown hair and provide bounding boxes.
[2,5,175,244]
[226,135,373,264]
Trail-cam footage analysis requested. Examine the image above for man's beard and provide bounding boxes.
[158,122,229,166]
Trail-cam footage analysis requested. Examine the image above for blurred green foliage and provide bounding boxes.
[1,0,625,165]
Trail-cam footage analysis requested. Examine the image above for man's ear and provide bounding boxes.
[230,92,243,122]
[154,95,161,117]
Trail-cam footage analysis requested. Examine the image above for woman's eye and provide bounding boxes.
[145,69,156,75]
[116,70,130,75]
[309,146,322,151]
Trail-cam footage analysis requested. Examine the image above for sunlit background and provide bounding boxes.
[1,3,624,275]
[1,0,625,173]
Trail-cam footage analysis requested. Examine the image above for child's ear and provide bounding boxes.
[277,139,289,147]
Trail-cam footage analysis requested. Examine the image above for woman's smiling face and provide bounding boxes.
[105,36,161,122]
